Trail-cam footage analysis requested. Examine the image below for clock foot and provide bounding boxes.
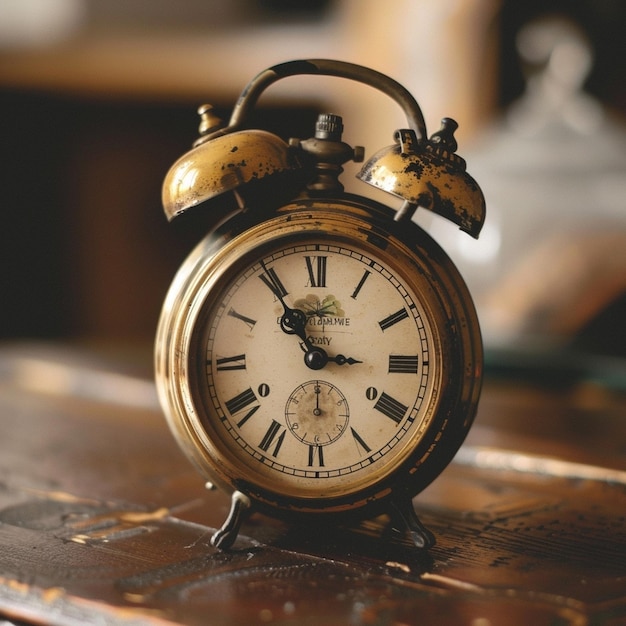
[389,498,436,549]
[211,491,252,550]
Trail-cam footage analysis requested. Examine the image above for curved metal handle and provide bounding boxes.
[227,59,428,142]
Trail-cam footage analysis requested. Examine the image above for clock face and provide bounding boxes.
[191,236,442,504]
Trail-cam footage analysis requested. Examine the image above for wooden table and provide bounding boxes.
[0,344,624,625]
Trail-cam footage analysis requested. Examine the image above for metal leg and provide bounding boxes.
[211,491,252,550]
[389,497,436,549]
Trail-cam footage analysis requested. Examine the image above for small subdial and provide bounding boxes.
[285,380,349,446]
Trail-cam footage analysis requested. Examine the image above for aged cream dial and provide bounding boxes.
[193,237,440,501]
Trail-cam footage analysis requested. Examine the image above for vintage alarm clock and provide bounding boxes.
[155,59,485,550]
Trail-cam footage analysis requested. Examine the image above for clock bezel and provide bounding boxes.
[155,195,482,521]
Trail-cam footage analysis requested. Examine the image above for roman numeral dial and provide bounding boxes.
[304,255,327,288]
[259,265,288,300]
[379,308,409,331]
[201,239,437,491]
[259,420,286,457]
[388,355,419,374]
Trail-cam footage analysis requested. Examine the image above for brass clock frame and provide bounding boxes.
[156,198,482,548]
[155,59,485,549]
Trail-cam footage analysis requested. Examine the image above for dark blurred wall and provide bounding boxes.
[0,92,319,341]
[0,92,201,340]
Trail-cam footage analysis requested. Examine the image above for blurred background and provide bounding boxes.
[0,0,624,365]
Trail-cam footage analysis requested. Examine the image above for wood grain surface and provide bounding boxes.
[0,345,624,625]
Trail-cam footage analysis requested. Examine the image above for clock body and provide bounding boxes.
[155,195,482,534]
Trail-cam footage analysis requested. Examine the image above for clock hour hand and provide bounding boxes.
[279,305,308,342]
[261,259,309,344]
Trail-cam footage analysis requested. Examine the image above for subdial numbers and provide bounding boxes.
[285,380,349,447]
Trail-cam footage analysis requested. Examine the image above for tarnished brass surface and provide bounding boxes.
[358,134,486,238]
[160,58,428,224]
[0,344,624,624]
[156,60,487,550]
[154,199,482,536]
[162,129,300,221]
[161,60,485,233]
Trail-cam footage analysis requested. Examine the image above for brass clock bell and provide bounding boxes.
[156,59,485,550]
